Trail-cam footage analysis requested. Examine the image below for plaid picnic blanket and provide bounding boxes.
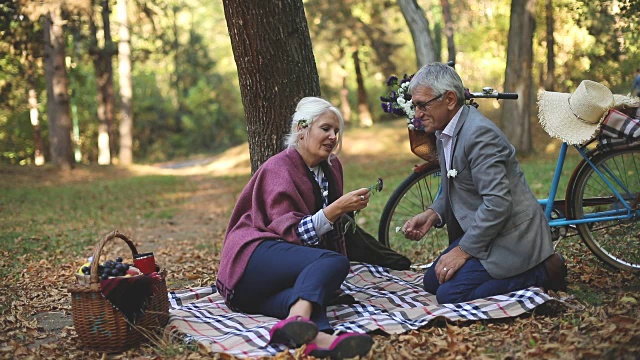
[598,108,640,150]
[165,263,556,358]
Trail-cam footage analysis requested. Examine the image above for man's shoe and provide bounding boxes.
[543,252,568,292]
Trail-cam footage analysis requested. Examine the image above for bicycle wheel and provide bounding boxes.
[378,165,449,267]
[567,146,640,272]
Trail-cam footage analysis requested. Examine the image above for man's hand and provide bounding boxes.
[435,246,471,284]
[401,209,441,241]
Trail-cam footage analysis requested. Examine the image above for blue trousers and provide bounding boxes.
[423,238,548,304]
[231,240,350,332]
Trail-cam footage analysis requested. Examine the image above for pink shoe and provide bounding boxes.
[303,333,374,359]
[269,316,318,347]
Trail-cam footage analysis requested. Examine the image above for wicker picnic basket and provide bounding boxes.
[67,230,170,353]
[408,129,438,161]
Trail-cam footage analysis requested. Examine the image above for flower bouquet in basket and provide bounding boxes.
[380,74,437,161]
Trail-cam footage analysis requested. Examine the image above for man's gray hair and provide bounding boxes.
[408,62,466,107]
[284,97,344,156]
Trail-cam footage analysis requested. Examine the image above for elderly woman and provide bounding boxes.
[216,97,374,359]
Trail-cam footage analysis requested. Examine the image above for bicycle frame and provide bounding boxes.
[540,142,638,228]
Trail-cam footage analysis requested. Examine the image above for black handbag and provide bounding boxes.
[342,214,411,271]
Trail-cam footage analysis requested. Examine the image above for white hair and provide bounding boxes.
[284,97,344,157]
[408,62,466,106]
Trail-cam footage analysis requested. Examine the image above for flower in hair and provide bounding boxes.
[297,119,311,128]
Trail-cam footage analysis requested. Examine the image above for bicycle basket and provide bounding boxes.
[408,129,438,161]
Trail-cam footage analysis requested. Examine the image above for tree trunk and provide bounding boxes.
[28,87,45,166]
[172,6,184,132]
[340,77,351,124]
[43,6,74,170]
[339,46,351,124]
[544,0,555,91]
[397,0,438,67]
[117,0,133,165]
[501,0,536,155]
[440,0,456,63]
[101,0,116,159]
[352,49,373,127]
[90,0,116,165]
[222,0,320,173]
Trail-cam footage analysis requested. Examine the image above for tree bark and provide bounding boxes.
[544,0,555,91]
[397,0,438,67]
[440,0,456,63]
[222,0,320,173]
[117,0,133,165]
[501,0,536,155]
[90,0,116,165]
[43,6,74,170]
[352,49,373,127]
[340,77,351,124]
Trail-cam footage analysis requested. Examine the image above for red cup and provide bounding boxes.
[133,252,156,275]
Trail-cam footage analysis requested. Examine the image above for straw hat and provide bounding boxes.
[537,80,615,145]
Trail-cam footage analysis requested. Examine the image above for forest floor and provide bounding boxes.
[2,130,640,359]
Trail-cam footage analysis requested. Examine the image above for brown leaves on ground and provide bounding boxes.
[1,170,639,359]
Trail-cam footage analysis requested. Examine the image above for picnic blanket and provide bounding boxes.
[165,263,557,358]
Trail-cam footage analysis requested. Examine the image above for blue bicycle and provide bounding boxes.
[377,89,640,273]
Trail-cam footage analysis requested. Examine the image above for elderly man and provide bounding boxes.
[401,63,567,304]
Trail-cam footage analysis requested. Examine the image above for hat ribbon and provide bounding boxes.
[567,95,598,125]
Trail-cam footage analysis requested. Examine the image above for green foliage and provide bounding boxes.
[0,2,46,165]
[1,0,640,165]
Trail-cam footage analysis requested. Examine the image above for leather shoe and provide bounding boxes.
[543,252,568,292]
[303,333,374,360]
[269,316,318,347]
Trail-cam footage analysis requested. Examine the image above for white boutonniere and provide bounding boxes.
[447,169,458,178]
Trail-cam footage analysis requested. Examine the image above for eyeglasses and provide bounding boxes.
[412,93,444,112]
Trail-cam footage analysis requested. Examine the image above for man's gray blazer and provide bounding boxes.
[430,105,554,279]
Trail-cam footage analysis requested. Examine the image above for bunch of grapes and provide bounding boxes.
[81,256,131,280]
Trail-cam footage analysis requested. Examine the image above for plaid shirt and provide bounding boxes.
[297,172,330,246]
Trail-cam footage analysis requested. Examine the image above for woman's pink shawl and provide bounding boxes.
[216,148,345,302]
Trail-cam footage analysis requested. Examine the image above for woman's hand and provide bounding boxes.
[323,188,370,223]
[401,209,440,241]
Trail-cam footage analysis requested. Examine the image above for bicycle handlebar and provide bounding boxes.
[467,87,519,100]
[444,63,519,101]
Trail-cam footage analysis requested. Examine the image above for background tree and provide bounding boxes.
[1,0,639,165]
[222,0,320,173]
[501,0,536,154]
[440,0,456,63]
[0,1,47,165]
[89,0,116,165]
[397,0,438,67]
[543,0,555,91]
[116,0,133,164]
[43,3,75,169]
[305,0,403,126]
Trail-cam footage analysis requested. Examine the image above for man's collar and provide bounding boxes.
[442,106,464,137]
